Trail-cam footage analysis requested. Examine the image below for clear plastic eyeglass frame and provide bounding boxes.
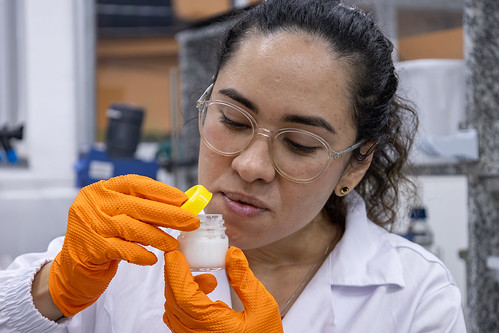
[196,84,366,183]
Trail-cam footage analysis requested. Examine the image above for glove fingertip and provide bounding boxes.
[105,238,159,266]
[155,237,180,254]
[128,251,158,266]
[226,246,248,270]
[193,274,218,294]
[164,249,184,262]
[163,250,189,275]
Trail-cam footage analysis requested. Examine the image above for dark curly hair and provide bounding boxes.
[212,0,418,228]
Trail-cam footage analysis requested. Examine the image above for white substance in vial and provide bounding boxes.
[178,214,229,272]
[180,236,229,270]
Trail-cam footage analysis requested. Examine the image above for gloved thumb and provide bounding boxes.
[225,247,278,313]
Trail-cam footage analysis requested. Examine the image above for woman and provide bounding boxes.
[0,0,466,332]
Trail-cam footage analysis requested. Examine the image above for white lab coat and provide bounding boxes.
[0,193,467,332]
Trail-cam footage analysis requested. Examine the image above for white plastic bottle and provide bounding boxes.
[178,214,229,272]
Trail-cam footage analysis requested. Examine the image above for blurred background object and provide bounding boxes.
[0,124,23,164]
[75,102,158,188]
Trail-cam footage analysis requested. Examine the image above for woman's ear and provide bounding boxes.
[334,141,376,196]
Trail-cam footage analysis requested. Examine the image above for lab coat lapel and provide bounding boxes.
[282,192,405,332]
[282,255,335,332]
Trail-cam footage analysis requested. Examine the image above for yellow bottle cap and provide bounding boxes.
[181,185,212,215]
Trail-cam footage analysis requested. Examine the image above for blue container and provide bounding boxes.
[75,146,159,187]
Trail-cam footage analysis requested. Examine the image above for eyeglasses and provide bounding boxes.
[196,84,366,183]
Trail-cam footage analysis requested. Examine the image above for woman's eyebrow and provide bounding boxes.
[217,88,258,112]
[217,87,336,134]
[283,114,336,134]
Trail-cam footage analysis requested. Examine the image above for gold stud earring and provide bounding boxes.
[340,186,349,195]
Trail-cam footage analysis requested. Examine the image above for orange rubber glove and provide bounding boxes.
[163,247,283,333]
[48,174,199,317]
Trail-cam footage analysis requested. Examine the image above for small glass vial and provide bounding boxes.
[178,214,229,272]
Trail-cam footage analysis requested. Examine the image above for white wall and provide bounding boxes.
[0,0,93,188]
[0,0,89,267]
[0,187,78,268]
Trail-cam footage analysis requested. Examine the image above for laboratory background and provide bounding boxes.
[0,0,497,331]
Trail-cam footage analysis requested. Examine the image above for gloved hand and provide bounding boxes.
[49,174,199,317]
[163,247,283,333]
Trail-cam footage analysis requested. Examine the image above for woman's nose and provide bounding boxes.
[231,135,276,183]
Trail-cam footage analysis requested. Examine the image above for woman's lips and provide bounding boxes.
[222,192,269,217]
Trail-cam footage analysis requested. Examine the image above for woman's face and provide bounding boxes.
[198,31,358,249]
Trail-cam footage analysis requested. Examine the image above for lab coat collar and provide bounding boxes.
[282,192,406,331]
[328,191,406,288]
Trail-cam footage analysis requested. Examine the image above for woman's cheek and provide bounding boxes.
[198,146,223,183]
